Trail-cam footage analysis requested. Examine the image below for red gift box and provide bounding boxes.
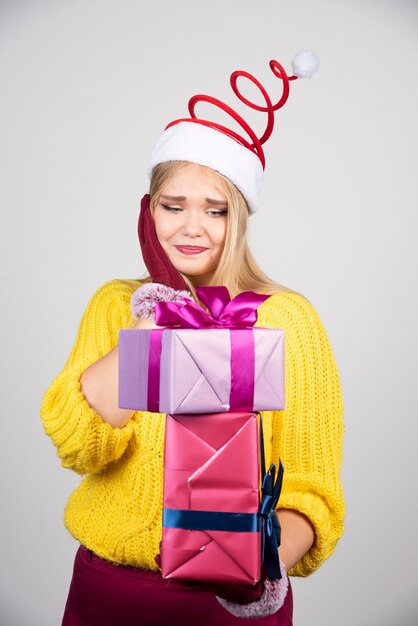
[161,412,262,585]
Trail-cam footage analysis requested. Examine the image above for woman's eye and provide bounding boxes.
[161,204,182,212]
[208,210,228,217]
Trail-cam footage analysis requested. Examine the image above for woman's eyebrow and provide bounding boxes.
[160,194,186,201]
[160,194,227,206]
[205,198,228,206]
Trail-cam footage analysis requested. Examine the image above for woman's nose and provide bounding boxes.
[182,211,204,237]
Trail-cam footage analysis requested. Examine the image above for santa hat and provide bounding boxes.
[148,50,319,215]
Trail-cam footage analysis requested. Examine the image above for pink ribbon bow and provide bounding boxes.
[155,285,269,329]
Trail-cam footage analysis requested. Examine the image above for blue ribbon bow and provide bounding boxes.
[260,460,284,580]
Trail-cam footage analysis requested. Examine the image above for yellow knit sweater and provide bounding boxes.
[40,278,344,577]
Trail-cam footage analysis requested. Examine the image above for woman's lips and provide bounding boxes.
[174,245,209,255]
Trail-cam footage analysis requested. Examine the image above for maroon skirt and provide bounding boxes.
[62,545,293,626]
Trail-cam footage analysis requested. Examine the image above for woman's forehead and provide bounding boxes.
[161,164,227,201]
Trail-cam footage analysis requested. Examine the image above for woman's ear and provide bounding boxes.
[137,193,189,291]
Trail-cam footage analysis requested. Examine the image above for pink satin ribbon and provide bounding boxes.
[155,286,269,329]
[147,329,164,413]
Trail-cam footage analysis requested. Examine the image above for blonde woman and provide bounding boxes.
[41,54,344,625]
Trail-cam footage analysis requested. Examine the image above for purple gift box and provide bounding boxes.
[118,326,284,414]
[118,286,285,414]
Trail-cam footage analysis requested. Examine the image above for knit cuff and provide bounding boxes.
[130,283,192,321]
[278,488,344,577]
[216,561,288,619]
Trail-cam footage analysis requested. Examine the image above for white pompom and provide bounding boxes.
[291,49,320,78]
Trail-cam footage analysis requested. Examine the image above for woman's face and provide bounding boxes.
[153,163,228,285]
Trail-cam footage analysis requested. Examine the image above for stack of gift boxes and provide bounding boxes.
[118,286,285,585]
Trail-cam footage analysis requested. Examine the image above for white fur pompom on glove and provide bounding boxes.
[130,283,192,322]
[216,561,289,619]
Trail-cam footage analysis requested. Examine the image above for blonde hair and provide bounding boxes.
[140,160,289,299]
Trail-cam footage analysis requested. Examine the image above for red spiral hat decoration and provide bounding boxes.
[148,50,319,214]
[165,60,298,170]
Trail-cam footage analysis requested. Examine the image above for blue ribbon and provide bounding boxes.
[259,460,284,580]
[163,509,260,532]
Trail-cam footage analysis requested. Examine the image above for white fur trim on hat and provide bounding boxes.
[147,122,264,215]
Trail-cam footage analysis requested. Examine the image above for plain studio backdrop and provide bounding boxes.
[1,0,417,624]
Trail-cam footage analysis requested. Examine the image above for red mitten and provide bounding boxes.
[216,561,289,619]
[201,575,265,605]
[137,193,189,291]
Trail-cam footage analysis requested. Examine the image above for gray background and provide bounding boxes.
[1,0,417,624]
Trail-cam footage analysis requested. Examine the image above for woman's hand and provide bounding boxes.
[132,317,160,330]
[277,508,315,571]
[137,193,188,290]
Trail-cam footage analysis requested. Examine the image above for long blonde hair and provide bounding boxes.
[140,160,288,299]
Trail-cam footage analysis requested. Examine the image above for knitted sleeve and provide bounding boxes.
[258,292,345,578]
[40,279,140,476]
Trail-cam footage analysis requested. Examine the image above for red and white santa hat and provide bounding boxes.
[148,50,319,215]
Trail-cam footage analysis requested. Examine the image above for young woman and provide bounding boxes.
[41,53,344,625]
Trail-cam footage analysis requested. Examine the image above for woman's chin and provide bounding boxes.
[172,262,211,278]
[172,265,215,285]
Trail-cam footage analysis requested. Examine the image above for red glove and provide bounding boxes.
[202,572,265,604]
[137,193,189,291]
[216,562,289,619]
